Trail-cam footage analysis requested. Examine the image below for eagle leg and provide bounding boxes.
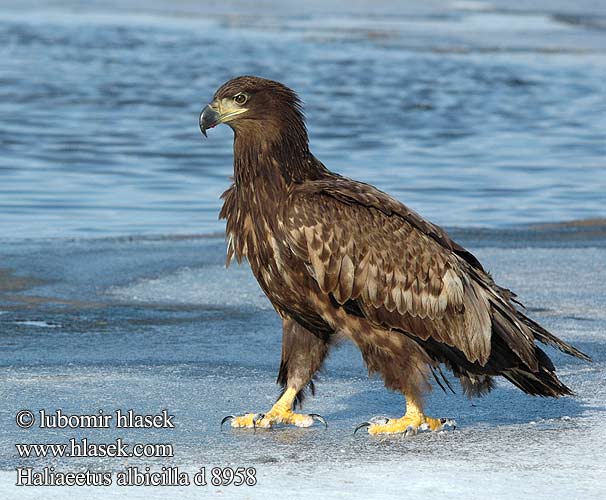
[355,395,456,436]
[221,387,327,429]
[221,318,330,430]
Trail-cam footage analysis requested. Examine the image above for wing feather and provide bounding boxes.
[286,178,531,367]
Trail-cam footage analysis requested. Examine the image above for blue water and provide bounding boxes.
[0,1,605,238]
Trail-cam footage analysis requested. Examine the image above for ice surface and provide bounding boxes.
[0,229,605,499]
[13,320,62,328]
[108,265,271,310]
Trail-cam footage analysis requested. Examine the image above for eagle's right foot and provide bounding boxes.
[354,414,456,435]
[354,395,456,436]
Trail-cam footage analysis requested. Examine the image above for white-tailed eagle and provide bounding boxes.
[199,76,589,435]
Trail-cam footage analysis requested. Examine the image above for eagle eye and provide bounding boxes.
[234,93,248,105]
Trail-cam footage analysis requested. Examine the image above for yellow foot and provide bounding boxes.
[355,415,456,436]
[221,410,327,430]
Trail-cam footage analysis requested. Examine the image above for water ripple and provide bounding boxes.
[0,4,605,238]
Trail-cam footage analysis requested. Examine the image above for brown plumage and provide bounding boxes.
[200,76,589,432]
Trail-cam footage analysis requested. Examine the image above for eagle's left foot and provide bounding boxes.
[221,410,326,429]
[220,387,327,430]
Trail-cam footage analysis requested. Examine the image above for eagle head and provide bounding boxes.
[199,76,305,138]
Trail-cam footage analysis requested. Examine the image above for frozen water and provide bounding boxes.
[13,320,62,328]
[0,227,605,499]
[108,265,271,310]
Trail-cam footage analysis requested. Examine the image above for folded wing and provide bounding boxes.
[286,177,539,369]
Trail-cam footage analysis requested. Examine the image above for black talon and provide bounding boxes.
[220,415,235,430]
[438,418,457,431]
[252,413,265,432]
[353,422,370,435]
[309,413,328,429]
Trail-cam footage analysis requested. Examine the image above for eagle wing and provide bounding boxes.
[285,176,538,368]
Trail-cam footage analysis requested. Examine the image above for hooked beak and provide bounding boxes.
[199,97,249,138]
[199,104,221,137]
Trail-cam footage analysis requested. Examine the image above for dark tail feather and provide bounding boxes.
[431,365,456,394]
[459,374,495,398]
[503,347,574,397]
[502,312,589,397]
[518,312,591,362]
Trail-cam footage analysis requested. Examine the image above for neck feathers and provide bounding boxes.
[231,108,328,185]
